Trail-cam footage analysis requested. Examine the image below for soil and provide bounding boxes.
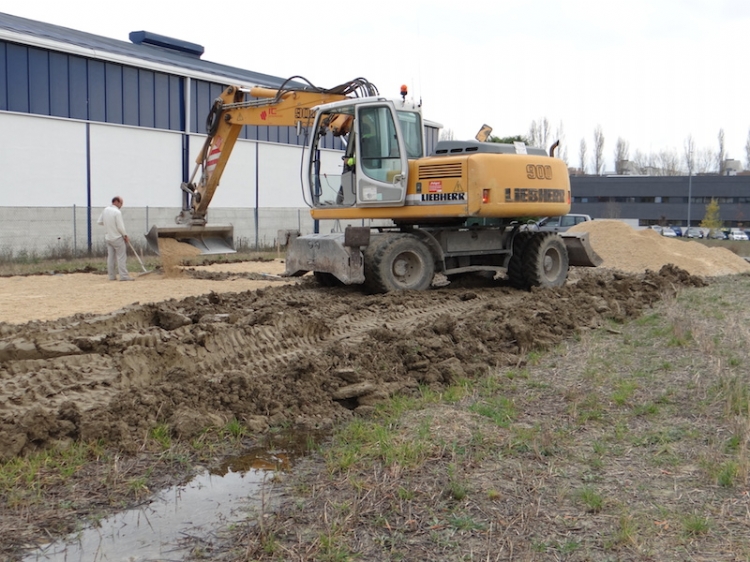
[1,228,749,559]
[0,258,295,325]
[569,219,750,276]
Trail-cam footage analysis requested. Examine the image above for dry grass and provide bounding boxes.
[204,274,750,561]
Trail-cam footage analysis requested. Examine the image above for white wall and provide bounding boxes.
[257,143,307,208]
[2,111,348,210]
[0,111,370,256]
[90,124,183,207]
[0,113,87,206]
[189,134,259,209]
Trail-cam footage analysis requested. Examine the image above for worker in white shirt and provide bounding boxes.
[97,196,133,281]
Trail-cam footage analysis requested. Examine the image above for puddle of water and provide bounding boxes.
[23,435,317,562]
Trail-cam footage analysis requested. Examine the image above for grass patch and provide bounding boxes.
[468,396,516,427]
[575,486,604,513]
[681,513,711,536]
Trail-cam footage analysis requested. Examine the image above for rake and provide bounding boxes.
[127,239,155,276]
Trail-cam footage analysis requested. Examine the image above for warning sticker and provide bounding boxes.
[428,181,442,193]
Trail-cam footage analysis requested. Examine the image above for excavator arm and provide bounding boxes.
[182,77,378,224]
[147,77,379,254]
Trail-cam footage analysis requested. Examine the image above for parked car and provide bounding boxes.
[670,226,683,237]
[729,230,749,241]
[661,227,677,237]
[708,229,728,240]
[684,227,704,239]
[527,214,592,233]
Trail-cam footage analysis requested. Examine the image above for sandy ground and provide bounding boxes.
[2,225,749,325]
[0,260,295,325]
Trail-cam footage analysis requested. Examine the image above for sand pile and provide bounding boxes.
[157,237,202,277]
[568,220,750,277]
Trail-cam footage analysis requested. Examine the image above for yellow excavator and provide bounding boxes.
[147,76,600,292]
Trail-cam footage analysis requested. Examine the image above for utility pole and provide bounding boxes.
[687,152,693,229]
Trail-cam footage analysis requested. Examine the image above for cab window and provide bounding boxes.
[358,105,401,183]
[396,110,423,159]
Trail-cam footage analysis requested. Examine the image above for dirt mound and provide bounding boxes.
[569,219,750,276]
[157,237,202,277]
[0,266,704,461]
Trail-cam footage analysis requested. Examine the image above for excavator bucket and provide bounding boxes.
[559,232,602,267]
[146,224,236,255]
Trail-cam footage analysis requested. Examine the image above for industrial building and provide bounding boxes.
[0,11,440,255]
[2,11,748,258]
[570,175,750,229]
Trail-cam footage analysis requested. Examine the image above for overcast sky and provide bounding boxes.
[4,0,749,171]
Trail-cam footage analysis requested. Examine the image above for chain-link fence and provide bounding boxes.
[0,206,318,261]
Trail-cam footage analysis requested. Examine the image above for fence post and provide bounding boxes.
[72,204,76,257]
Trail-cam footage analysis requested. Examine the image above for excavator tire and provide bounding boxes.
[364,233,435,293]
[521,232,569,288]
[507,231,534,289]
[313,271,343,287]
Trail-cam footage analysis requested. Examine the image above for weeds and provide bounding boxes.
[468,396,516,427]
[149,424,172,449]
[608,515,638,549]
[223,418,246,440]
[681,513,711,536]
[576,486,604,513]
[717,461,739,487]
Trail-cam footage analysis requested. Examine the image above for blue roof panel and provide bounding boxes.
[0,11,293,87]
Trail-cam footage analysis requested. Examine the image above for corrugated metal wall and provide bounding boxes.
[0,40,339,148]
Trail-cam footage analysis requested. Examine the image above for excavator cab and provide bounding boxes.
[307,99,410,209]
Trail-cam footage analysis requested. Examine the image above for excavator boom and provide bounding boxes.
[147,77,379,254]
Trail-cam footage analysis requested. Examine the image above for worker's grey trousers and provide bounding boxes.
[106,236,129,280]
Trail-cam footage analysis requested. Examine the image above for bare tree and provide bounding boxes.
[656,149,681,176]
[540,117,550,150]
[631,149,650,175]
[593,125,605,175]
[684,135,695,174]
[528,117,550,149]
[553,121,569,165]
[578,138,588,175]
[717,128,725,175]
[528,121,539,147]
[696,147,716,174]
[614,137,630,174]
[440,128,454,141]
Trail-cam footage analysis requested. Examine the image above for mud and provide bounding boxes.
[0,265,706,462]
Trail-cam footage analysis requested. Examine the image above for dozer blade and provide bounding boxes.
[560,232,602,267]
[146,225,236,255]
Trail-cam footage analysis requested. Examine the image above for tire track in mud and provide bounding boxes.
[215,290,498,375]
[0,286,497,421]
[0,266,707,460]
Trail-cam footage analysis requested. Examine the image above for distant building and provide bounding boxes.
[723,159,743,176]
[570,175,750,228]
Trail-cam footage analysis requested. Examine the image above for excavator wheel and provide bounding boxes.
[364,234,435,293]
[522,232,569,288]
[507,231,534,289]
